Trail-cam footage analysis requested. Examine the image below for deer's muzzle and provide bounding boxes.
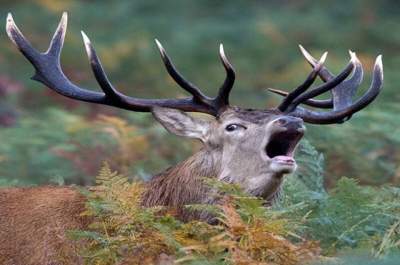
[265,117,305,164]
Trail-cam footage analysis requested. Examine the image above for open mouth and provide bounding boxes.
[265,129,304,164]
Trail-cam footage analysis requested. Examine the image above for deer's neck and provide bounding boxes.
[141,148,221,220]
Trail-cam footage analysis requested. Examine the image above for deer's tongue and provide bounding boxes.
[273,155,295,164]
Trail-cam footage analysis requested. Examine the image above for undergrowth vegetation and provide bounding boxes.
[68,141,400,264]
[70,163,321,265]
[0,2,399,264]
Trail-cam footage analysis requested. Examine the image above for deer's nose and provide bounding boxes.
[274,116,304,131]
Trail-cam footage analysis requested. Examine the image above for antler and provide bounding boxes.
[6,12,235,116]
[268,46,383,124]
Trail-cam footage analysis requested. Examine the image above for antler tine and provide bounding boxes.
[270,47,379,125]
[277,52,327,111]
[298,47,364,110]
[7,13,237,116]
[300,46,364,97]
[82,32,205,112]
[285,54,356,112]
[270,47,364,110]
[7,12,104,102]
[331,50,364,110]
[81,31,119,99]
[216,44,236,107]
[299,45,334,82]
[289,55,383,124]
[6,13,42,65]
[46,12,68,58]
[155,40,237,114]
[155,39,209,102]
[268,88,333,108]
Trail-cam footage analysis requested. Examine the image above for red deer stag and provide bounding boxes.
[1,13,383,265]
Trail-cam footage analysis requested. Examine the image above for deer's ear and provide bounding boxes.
[152,107,210,142]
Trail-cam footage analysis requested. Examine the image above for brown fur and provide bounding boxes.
[0,186,89,265]
[142,148,221,221]
[0,150,221,265]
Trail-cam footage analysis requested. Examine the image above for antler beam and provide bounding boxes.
[6,12,383,124]
[6,12,235,116]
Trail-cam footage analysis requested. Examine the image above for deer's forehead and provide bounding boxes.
[218,108,283,124]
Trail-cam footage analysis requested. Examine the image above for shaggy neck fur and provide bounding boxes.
[142,147,222,221]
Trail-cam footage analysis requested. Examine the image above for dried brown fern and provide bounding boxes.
[73,164,322,264]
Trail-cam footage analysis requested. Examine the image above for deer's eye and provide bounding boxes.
[225,124,246,132]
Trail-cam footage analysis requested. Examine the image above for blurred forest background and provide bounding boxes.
[0,0,399,188]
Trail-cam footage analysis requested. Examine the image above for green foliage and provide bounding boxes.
[279,140,400,260]
[71,164,322,265]
[290,139,326,193]
[0,109,84,185]
[0,177,20,187]
[0,0,400,186]
[0,110,152,185]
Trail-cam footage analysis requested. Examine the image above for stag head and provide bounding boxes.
[6,13,383,200]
